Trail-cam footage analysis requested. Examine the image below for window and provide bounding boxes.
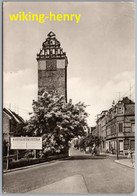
[117,104,123,114]
[119,123,123,132]
[132,124,135,132]
[118,107,123,114]
[111,125,115,135]
[46,60,57,71]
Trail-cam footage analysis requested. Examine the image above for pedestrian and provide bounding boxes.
[91,146,95,156]
[94,146,97,155]
[132,151,135,168]
[127,149,131,159]
[130,148,135,167]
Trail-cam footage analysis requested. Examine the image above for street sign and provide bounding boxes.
[10,137,42,150]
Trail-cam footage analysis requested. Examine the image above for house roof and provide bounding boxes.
[121,97,134,104]
[96,97,134,123]
[3,108,25,124]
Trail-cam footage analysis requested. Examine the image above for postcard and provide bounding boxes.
[3,1,135,194]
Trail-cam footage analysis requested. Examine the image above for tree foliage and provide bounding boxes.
[24,90,88,155]
[14,123,27,136]
[78,133,102,149]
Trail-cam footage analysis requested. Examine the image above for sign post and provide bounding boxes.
[10,137,42,150]
[117,130,119,160]
[6,143,10,170]
[34,150,36,159]
[17,150,19,161]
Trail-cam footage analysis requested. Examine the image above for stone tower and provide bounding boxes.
[37,32,68,101]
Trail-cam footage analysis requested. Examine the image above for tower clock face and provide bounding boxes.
[46,60,57,71]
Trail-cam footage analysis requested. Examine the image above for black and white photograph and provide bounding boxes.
[3,1,135,194]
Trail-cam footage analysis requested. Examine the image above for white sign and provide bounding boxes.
[10,137,42,150]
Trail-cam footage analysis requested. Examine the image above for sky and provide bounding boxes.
[3,2,135,126]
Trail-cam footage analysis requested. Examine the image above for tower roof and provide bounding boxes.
[37,31,67,60]
[47,31,56,37]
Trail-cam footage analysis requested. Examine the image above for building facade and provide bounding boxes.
[3,108,25,156]
[95,97,135,155]
[37,32,68,101]
[96,111,108,152]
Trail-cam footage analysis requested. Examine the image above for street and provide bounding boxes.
[3,148,135,194]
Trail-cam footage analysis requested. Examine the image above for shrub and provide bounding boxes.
[8,153,68,169]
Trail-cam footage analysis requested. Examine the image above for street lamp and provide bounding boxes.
[116,128,119,160]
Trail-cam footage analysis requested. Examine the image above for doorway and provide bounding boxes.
[119,140,123,152]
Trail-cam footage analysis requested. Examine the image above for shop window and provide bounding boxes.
[119,140,123,151]
[124,139,129,150]
[130,140,135,150]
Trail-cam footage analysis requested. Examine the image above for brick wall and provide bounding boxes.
[38,69,66,97]
[125,104,135,115]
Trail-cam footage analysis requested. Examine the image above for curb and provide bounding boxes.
[3,157,69,174]
[101,153,127,159]
[114,160,134,169]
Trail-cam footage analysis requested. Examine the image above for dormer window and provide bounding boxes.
[117,105,123,114]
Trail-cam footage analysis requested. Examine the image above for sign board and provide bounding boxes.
[10,137,42,150]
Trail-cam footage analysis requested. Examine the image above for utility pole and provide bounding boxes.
[116,130,119,160]
[114,92,121,102]
[118,92,121,100]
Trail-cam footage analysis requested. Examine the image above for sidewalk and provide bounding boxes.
[100,152,126,158]
[27,174,88,194]
[115,158,135,169]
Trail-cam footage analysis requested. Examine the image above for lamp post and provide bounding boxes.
[116,129,119,160]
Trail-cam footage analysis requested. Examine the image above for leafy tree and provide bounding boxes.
[78,133,102,150]
[85,133,101,147]
[24,90,88,156]
[14,122,27,136]
[3,139,7,156]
